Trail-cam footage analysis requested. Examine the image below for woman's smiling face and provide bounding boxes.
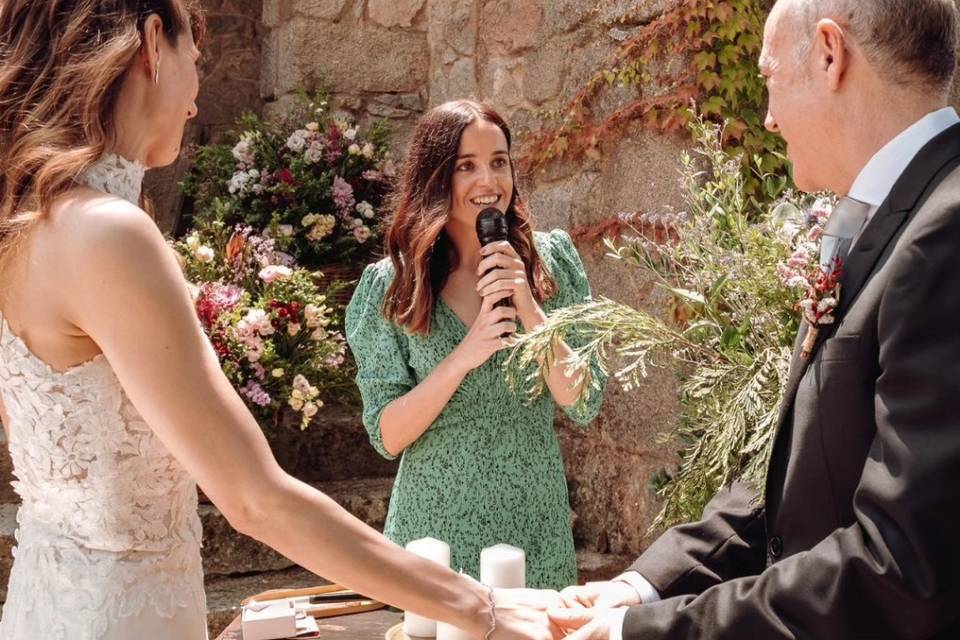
[449,118,514,227]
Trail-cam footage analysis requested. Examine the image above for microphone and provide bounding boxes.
[475,207,512,309]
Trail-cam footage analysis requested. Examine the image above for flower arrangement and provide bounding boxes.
[508,114,826,529]
[175,218,352,430]
[181,89,395,267]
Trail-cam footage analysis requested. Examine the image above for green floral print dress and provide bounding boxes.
[345,229,606,589]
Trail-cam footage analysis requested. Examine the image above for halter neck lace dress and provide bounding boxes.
[0,155,208,639]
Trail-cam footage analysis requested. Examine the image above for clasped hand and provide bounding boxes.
[493,581,639,640]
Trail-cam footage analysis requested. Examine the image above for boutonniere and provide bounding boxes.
[797,258,842,359]
[775,199,842,358]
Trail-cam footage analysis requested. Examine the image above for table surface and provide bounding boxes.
[215,608,403,640]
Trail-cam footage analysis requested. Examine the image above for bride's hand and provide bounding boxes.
[489,588,566,640]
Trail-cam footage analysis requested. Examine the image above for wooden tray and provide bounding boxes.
[242,584,386,619]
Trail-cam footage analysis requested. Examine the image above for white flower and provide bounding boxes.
[286,130,308,153]
[259,265,293,283]
[278,224,295,237]
[302,213,318,227]
[291,389,305,401]
[344,128,358,141]
[306,122,320,132]
[348,144,361,156]
[228,171,251,195]
[195,246,215,263]
[353,226,372,244]
[304,304,326,328]
[355,201,375,219]
[232,134,255,164]
[272,368,285,378]
[304,143,324,164]
[186,233,200,251]
[303,402,320,419]
[362,142,375,158]
[311,327,328,341]
[293,374,310,393]
[288,396,305,411]
[287,322,301,336]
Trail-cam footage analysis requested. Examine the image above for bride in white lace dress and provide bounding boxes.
[0,2,560,639]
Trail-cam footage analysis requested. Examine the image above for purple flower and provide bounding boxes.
[240,380,272,407]
[332,176,356,216]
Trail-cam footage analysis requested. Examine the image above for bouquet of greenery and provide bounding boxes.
[508,115,825,529]
[174,218,353,430]
[181,90,394,267]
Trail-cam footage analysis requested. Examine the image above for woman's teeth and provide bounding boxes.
[471,195,499,206]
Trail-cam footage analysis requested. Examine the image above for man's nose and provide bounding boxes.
[764,109,779,133]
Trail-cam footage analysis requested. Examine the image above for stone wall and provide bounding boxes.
[257,0,686,558]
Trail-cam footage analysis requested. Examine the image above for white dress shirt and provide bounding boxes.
[608,105,959,640]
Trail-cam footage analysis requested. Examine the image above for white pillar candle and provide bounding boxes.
[436,622,474,640]
[480,544,525,588]
[403,538,451,638]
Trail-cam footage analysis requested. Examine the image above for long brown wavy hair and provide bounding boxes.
[383,100,556,335]
[0,0,206,263]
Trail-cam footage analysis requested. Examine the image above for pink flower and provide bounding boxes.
[353,226,371,243]
[332,176,356,215]
[195,283,243,329]
[259,265,293,283]
[240,380,272,407]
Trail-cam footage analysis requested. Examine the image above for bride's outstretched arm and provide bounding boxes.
[59,198,556,640]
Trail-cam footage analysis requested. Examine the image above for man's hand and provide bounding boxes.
[548,607,629,640]
[559,581,640,609]
[491,588,567,640]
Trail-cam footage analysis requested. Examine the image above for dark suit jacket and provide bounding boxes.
[622,124,960,639]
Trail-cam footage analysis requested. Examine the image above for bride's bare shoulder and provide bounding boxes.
[44,187,169,268]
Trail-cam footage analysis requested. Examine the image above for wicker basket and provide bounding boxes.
[315,264,364,308]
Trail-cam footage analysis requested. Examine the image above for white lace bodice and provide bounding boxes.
[0,155,207,639]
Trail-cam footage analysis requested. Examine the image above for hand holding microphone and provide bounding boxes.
[475,208,539,326]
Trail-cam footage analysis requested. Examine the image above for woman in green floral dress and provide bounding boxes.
[345,100,606,589]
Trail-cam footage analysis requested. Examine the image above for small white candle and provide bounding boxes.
[480,544,525,588]
[436,622,474,640]
[403,538,451,638]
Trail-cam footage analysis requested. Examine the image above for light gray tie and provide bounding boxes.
[819,197,875,270]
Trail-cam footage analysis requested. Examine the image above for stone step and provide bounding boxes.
[201,477,394,577]
[203,551,635,638]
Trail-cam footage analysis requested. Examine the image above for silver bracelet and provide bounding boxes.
[483,584,497,640]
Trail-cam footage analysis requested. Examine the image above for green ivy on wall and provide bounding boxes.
[520,0,789,203]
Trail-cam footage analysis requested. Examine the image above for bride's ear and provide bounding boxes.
[140,14,165,85]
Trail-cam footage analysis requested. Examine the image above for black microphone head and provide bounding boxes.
[476,207,508,246]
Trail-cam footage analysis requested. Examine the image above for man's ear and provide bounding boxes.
[140,14,165,83]
[814,18,849,91]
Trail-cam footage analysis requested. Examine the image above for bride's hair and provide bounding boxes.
[0,0,206,261]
